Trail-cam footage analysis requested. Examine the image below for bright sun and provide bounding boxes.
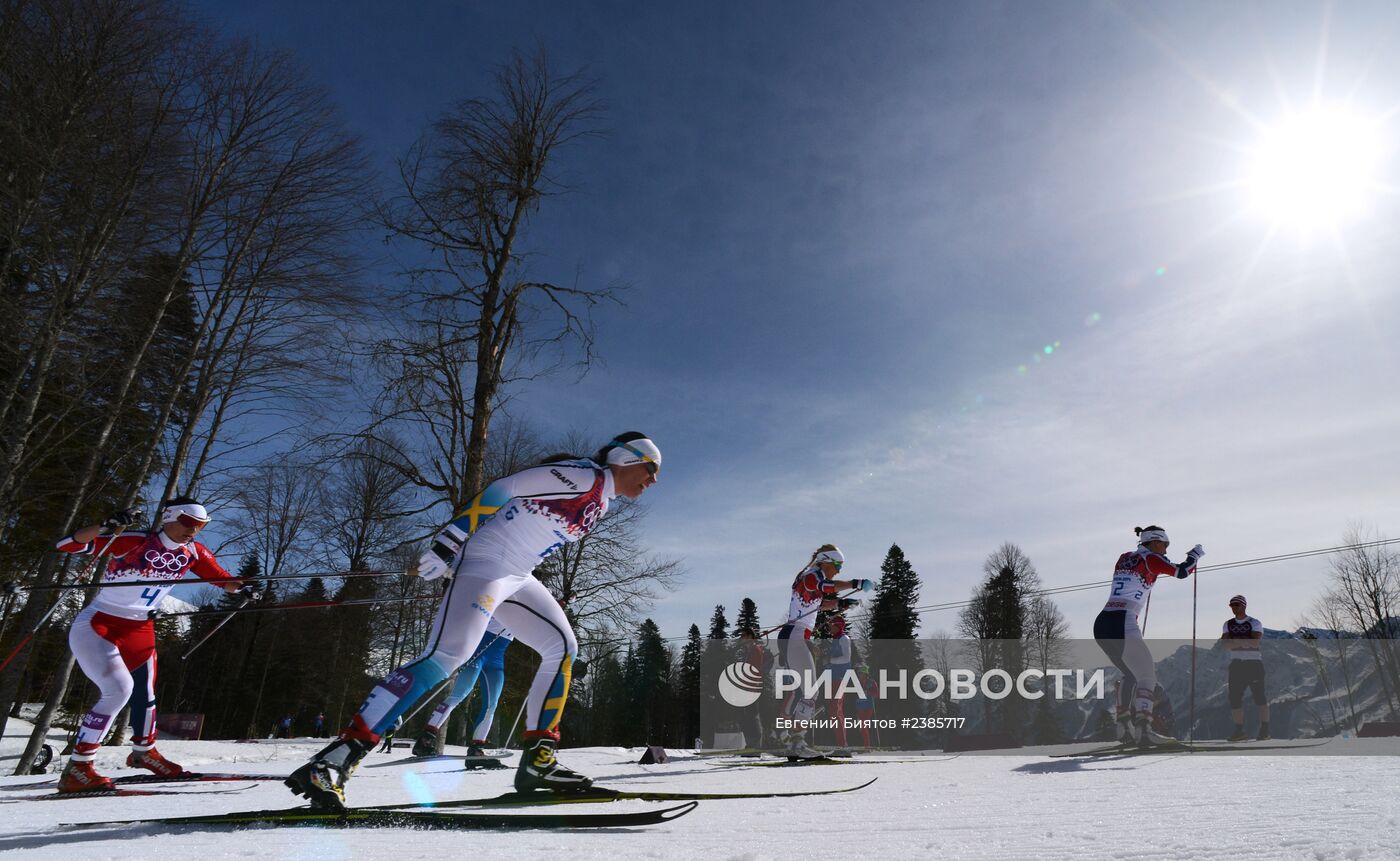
[1246,106,1385,231]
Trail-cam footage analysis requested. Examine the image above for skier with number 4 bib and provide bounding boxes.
[287,433,661,810]
[1093,525,1202,747]
[54,498,256,792]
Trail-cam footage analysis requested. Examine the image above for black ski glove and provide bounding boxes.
[99,506,143,534]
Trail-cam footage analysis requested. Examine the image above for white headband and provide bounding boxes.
[1137,528,1169,546]
[605,437,661,469]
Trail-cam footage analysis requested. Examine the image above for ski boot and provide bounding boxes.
[1228,725,1248,742]
[284,737,370,811]
[1132,716,1176,749]
[783,731,824,761]
[57,759,115,793]
[465,740,507,770]
[514,737,591,792]
[127,747,187,778]
[412,729,438,758]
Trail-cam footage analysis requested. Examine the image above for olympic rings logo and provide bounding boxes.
[579,501,603,532]
[143,549,189,572]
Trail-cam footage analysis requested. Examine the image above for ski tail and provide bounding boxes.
[13,785,255,803]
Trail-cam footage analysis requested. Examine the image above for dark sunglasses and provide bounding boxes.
[175,513,209,529]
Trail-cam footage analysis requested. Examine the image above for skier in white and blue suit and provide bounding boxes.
[286,433,661,810]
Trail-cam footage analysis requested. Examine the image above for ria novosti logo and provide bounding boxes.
[717,661,764,707]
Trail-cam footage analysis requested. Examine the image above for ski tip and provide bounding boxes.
[658,801,699,821]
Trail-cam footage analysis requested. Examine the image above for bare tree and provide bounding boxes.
[1296,595,1362,736]
[224,455,326,579]
[366,543,441,678]
[373,49,616,504]
[0,0,187,512]
[0,0,194,741]
[956,542,1045,641]
[145,40,368,502]
[955,542,1065,736]
[1024,593,1070,674]
[279,439,418,729]
[1319,524,1400,719]
[315,438,416,574]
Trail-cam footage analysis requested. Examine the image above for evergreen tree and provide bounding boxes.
[868,544,920,639]
[632,619,673,745]
[959,543,1047,739]
[733,598,760,638]
[588,650,630,745]
[863,545,925,743]
[984,565,1025,641]
[705,603,743,739]
[676,624,704,748]
[707,605,728,640]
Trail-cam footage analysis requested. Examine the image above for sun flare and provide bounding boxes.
[1246,106,1385,231]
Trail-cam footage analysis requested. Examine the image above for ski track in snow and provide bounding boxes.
[0,724,1396,861]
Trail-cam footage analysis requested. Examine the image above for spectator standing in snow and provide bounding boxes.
[1220,594,1270,740]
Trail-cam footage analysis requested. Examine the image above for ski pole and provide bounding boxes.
[398,674,456,725]
[1190,560,1198,744]
[16,568,396,592]
[181,592,256,660]
[162,594,436,618]
[0,521,135,674]
[758,588,860,638]
[1140,591,1153,635]
[503,694,528,750]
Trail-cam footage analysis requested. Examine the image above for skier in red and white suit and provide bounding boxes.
[54,497,253,792]
[1093,525,1202,747]
[776,545,872,758]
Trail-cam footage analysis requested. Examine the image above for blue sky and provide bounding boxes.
[189,1,1400,640]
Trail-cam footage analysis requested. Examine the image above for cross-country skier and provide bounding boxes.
[54,498,256,792]
[286,433,661,810]
[411,619,513,759]
[777,545,872,759]
[825,614,874,750]
[736,628,770,749]
[1093,525,1203,747]
[1220,594,1269,741]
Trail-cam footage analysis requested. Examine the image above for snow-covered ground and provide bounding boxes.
[1,719,1397,860]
